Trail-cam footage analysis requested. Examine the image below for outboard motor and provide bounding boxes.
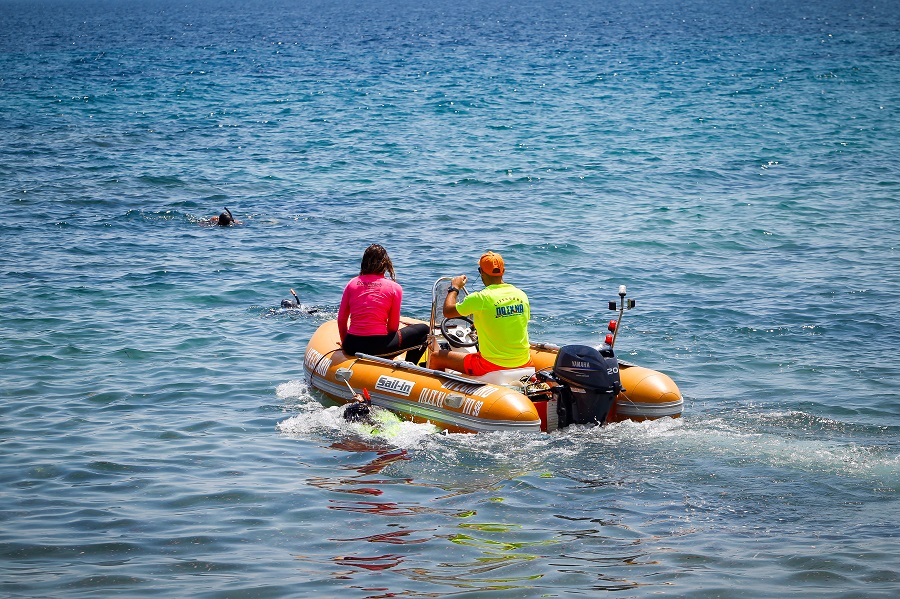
[552,344,623,428]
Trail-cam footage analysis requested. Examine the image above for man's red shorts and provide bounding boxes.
[462,353,533,376]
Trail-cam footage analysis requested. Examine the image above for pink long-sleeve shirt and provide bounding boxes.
[338,274,402,341]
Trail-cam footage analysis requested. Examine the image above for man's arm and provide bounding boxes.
[442,274,467,319]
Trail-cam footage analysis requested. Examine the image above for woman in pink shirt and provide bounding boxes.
[338,244,429,364]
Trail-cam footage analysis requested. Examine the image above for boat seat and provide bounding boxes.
[470,367,536,388]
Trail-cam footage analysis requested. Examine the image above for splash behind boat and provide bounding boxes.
[303,278,682,433]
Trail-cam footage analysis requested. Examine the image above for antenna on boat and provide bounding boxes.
[606,285,635,349]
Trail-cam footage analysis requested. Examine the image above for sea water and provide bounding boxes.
[1,0,898,596]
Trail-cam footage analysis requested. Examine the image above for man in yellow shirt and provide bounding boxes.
[430,251,532,375]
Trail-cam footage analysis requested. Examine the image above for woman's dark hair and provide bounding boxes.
[359,244,395,280]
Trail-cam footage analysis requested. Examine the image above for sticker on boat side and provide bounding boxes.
[443,381,497,398]
[304,348,332,377]
[375,375,414,397]
[461,398,483,417]
[418,388,445,408]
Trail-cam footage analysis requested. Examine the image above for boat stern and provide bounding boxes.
[609,365,683,422]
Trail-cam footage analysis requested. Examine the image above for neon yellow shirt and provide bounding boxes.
[456,283,530,367]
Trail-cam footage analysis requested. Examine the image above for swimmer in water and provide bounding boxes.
[343,393,373,423]
[205,207,241,226]
[280,288,318,313]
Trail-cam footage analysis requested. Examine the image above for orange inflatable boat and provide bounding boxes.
[303,278,682,433]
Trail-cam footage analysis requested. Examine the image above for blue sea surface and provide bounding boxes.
[1,0,898,596]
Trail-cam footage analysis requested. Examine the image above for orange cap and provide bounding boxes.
[479,251,505,276]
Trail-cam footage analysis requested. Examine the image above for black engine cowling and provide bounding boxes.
[552,344,622,428]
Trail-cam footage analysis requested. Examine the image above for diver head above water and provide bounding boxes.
[217,207,235,226]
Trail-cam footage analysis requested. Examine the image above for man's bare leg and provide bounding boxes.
[427,348,467,373]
